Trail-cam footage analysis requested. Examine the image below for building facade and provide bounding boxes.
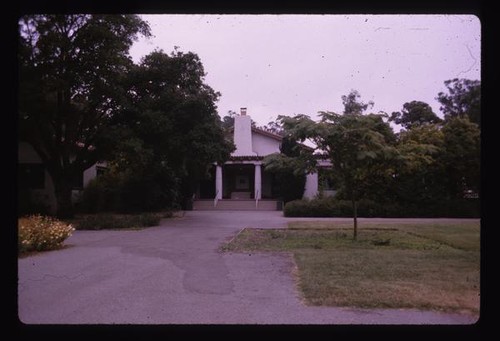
[192,108,332,210]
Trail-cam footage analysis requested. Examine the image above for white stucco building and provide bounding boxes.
[192,108,333,210]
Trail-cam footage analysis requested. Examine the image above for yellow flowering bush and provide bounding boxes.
[18,215,75,253]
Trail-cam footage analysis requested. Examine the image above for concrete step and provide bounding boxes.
[193,199,281,211]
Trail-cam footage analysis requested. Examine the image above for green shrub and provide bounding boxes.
[79,170,179,214]
[284,197,341,217]
[79,173,122,213]
[18,215,75,253]
[73,212,163,230]
[440,199,480,218]
[284,199,308,217]
[284,197,480,218]
[138,212,166,226]
[75,214,125,230]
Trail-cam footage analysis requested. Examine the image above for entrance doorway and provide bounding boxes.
[223,164,255,199]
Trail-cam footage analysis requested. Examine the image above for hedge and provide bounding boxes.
[284,197,480,218]
[73,212,166,230]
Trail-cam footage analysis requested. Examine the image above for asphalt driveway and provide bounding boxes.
[18,211,479,324]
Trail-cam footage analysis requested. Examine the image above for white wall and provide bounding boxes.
[19,142,103,211]
[18,142,57,214]
[322,190,337,197]
[232,113,281,157]
[317,159,332,167]
[303,172,319,199]
[73,163,102,203]
[252,132,280,156]
[83,161,106,187]
[83,166,96,188]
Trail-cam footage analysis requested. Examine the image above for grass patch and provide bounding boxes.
[68,211,172,230]
[221,222,480,315]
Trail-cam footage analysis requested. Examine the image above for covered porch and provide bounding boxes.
[196,161,280,201]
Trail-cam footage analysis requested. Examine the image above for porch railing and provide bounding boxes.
[214,190,219,208]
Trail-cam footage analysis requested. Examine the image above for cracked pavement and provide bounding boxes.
[18,211,479,324]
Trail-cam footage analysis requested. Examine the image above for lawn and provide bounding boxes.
[220,221,480,315]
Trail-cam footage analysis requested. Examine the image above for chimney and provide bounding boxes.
[233,107,256,156]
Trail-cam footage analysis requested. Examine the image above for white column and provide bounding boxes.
[215,165,223,199]
[254,163,262,200]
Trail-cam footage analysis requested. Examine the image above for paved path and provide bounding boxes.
[18,211,479,324]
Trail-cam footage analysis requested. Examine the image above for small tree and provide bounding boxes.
[278,90,402,237]
[280,112,397,240]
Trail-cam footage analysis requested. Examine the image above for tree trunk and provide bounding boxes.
[54,177,74,218]
[352,198,358,240]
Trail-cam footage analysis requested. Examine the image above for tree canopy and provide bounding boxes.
[441,117,480,199]
[389,100,442,130]
[18,17,480,221]
[436,78,481,127]
[279,108,397,239]
[19,15,233,216]
[341,89,374,115]
[105,50,234,210]
[19,14,151,217]
[278,81,480,227]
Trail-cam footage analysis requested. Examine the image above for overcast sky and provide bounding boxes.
[129,14,480,127]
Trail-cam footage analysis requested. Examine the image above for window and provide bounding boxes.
[18,164,45,189]
[318,167,336,191]
[96,166,107,177]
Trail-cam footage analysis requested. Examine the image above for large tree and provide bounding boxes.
[393,124,446,208]
[392,117,480,215]
[436,78,481,127]
[107,50,234,210]
[441,117,481,200]
[389,100,442,130]
[18,15,150,217]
